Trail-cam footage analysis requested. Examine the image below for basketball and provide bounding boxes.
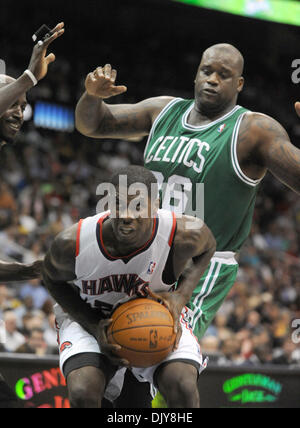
[107,298,176,368]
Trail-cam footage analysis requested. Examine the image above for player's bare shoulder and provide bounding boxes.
[140,96,176,123]
[239,111,290,146]
[174,215,215,255]
[43,223,78,281]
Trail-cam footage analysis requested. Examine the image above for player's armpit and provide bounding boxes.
[249,113,300,194]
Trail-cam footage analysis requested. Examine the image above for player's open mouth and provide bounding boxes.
[203,88,218,96]
[119,227,135,236]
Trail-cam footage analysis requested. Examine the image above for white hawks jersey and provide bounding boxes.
[73,209,177,318]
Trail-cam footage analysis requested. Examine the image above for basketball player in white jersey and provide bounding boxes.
[42,165,216,408]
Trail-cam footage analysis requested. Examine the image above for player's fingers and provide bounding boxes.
[111,68,117,83]
[98,318,113,341]
[104,64,112,79]
[147,289,168,307]
[110,356,131,368]
[86,72,97,83]
[50,22,65,34]
[95,67,104,79]
[295,102,300,117]
[43,28,65,48]
[45,53,56,65]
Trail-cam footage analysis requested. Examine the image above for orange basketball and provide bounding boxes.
[107,298,176,368]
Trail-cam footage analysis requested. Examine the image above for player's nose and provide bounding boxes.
[206,72,219,85]
[11,106,24,122]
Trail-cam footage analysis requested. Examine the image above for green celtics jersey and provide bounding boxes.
[144,98,262,252]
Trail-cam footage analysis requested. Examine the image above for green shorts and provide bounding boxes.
[186,252,239,340]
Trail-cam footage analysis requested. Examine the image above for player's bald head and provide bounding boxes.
[201,44,244,76]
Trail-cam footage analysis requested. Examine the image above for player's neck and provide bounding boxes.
[189,101,237,126]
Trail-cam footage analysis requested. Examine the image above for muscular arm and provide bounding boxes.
[0,260,42,281]
[75,93,173,139]
[239,112,300,194]
[172,216,216,305]
[42,225,100,338]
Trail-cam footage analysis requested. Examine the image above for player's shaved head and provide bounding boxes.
[194,43,245,116]
[201,44,244,76]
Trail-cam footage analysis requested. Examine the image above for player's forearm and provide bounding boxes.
[0,74,33,118]
[176,244,216,305]
[43,276,100,338]
[0,260,41,282]
[75,91,107,137]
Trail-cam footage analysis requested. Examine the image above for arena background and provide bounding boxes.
[0,0,299,408]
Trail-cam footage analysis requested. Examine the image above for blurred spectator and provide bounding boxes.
[3,311,25,352]
[272,338,300,366]
[15,328,56,356]
[18,279,49,310]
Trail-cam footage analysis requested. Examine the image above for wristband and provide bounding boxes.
[24,69,38,87]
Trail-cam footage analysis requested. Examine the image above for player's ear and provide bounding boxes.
[237,76,244,93]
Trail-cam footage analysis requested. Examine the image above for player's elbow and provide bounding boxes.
[75,113,95,137]
[202,225,217,257]
[208,234,217,256]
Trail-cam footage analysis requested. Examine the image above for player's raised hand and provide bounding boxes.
[85,64,127,99]
[295,102,300,118]
[27,22,65,83]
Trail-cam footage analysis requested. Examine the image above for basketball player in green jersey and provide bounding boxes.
[76,43,300,343]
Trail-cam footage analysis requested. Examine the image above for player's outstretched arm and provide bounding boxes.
[0,22,64,119]
[245,112,300,194]
[0,260,42,281]
[75,64,174,139]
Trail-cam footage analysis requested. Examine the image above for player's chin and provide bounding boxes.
[0,130,18,146]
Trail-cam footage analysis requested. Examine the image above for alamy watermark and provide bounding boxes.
[291,59,300,84]
[96,175,204,230]
[292,319,300,344]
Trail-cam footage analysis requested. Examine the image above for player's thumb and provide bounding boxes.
[113,85,128,96]
[46,53,56,65]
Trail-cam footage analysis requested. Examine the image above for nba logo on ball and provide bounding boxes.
[147,261,156,275]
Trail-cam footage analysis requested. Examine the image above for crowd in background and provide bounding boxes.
[0,0,299,366]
